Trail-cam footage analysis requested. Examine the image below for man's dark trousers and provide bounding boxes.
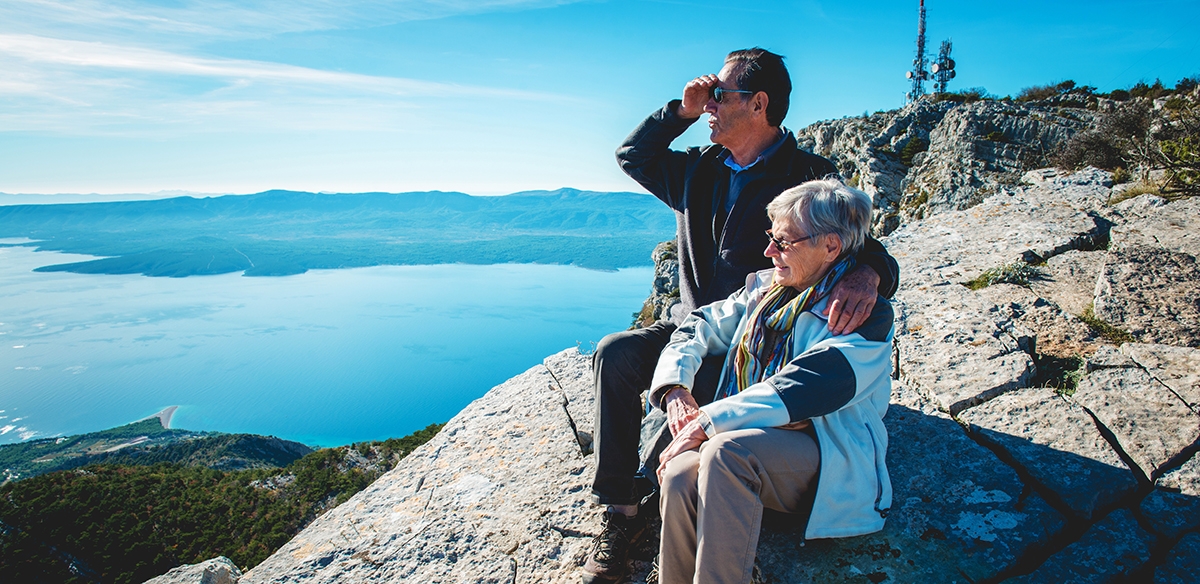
[590,322,722,506]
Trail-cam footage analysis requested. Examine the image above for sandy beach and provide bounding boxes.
[153,406,178,429]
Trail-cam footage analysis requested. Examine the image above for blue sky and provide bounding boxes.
[1,0,1197,196]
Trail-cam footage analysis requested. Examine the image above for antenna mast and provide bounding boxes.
[905,0,928,103]
[932,39,956,95]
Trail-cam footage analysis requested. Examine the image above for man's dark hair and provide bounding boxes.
[725,48,791,127]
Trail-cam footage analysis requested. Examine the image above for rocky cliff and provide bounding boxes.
[151,97,1199,583]
[795,97,1101,235]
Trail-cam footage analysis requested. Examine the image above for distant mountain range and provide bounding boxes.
[0,188,675,276]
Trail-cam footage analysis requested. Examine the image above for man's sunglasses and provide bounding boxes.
[711,87,754,103]
[765,229,816,252]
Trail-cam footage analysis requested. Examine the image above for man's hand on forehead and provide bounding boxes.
[678,74,718,119]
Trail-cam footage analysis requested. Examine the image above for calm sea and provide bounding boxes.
[0,243,652,447]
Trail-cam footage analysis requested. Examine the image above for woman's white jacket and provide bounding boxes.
[649,268,895,540]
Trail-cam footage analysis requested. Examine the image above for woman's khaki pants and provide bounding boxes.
[658,427,820,584]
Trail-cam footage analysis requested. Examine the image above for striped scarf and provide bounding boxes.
[716,255,856,401]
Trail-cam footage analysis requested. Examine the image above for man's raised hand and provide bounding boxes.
[677,74,718,119]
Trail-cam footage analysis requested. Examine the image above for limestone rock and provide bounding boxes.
[1155,532,1200,584]
[795,99,953,234]
[1085,344,1138,371]
[975,283,1097,358]
[901,100,1097,218]
[958,387,1136,520]
[1020,167,1114,211]
[794,98,1095,236]
[1071,367,1200,478]
[1111,194,1200,256]
[240,349,599,584]
[756,382,1066,583]
[1093,245,1200,347]
[143,557,241,584]
[1027,249,1108,317]
[883,176,1105,286]
[1009,509,1152,583]
[543,349,596,454]
[1140,453,1200,539]
[636,240,681,326]
[893,283,1034,414]
[1121,343,1200,413]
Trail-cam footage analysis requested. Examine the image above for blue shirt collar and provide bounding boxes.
[721,128,789,173]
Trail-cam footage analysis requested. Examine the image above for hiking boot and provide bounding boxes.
[580,511,647,584]
[644,555,660,584]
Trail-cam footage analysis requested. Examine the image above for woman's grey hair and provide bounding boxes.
[766,177,873,257]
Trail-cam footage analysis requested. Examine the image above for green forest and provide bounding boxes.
[0,424,443,584]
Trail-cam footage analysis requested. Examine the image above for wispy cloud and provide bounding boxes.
[0,34,573,135]
[0,34,550,99]
[1,0,582,41]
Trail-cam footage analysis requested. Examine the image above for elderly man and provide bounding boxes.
[583,48,899,584]
[653,179,893,584]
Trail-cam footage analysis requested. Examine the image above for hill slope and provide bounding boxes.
[0,422,442,584]
[1,417,313,484]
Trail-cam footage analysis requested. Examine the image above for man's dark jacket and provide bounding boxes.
[617,100,900,317]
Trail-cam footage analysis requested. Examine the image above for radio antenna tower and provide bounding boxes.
[932,39,956,95]
[905,0,928,103]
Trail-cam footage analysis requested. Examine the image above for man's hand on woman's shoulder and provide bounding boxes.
[824,265,881,335]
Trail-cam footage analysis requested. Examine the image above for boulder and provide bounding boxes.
[958,387,1137,520]
[637,240,681,325]
[755,382,1066,583]
[1071,367,1200,478]
[795,98,1096,236]
[143,557,241,584]
[1007,509,1153,583]
[1093,245,1200,347]
[795,99,953,234]
[1140,453,1200,539]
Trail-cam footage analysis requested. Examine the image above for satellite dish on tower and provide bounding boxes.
[933,40,956,94]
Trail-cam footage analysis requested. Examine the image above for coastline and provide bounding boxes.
[153,406,178,429]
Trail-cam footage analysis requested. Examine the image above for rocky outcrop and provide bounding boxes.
[634,240,680,327]
[795,97,1099,235]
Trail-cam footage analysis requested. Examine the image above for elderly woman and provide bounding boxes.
[648,178,894,584]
